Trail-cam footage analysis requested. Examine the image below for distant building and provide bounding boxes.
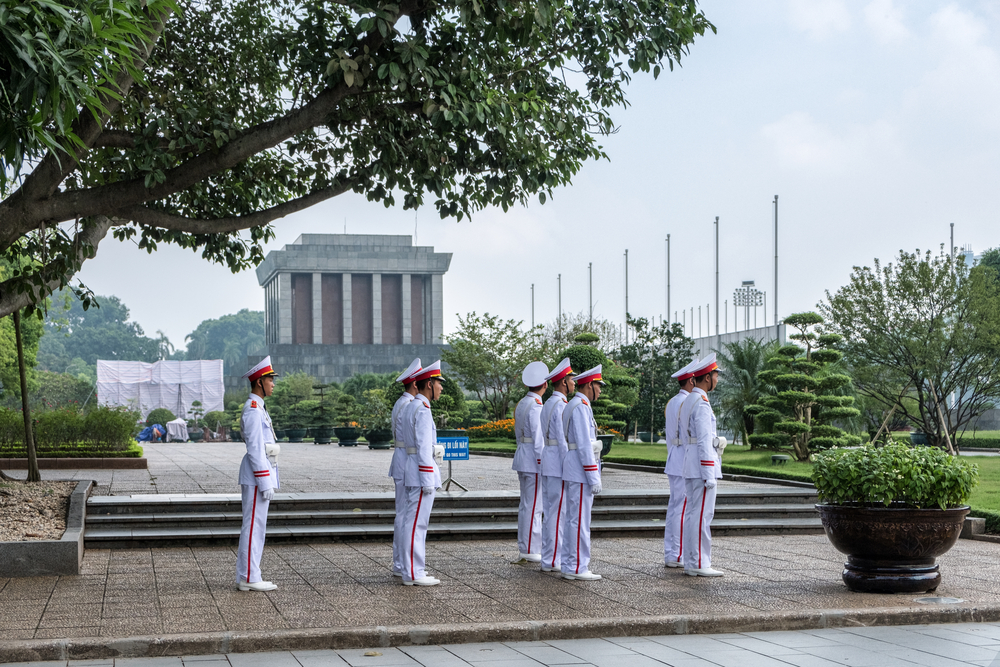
[239,234,452,387]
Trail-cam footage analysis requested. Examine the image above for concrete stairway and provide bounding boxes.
[85,487,823,548]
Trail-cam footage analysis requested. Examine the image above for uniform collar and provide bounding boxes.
[249,393,266,406]
[527,391,542,400]
[550,391,566,400]
[692,387,707,398]
[417,393,431,407]
[678,389,690,396]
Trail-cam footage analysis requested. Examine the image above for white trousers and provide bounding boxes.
[560,481,594,575]
[391,477,406,573]
[663,474,687,565]
[682,479,717,570]
[400,486,435,581]
[540,475,566,569]
[517,471,542,555]
[236,484,270,584]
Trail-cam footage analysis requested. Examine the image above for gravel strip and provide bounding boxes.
[0,480,76,541]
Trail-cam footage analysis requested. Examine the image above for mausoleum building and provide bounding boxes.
[247,234,451,385]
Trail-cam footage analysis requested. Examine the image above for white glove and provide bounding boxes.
[590,482,602,495]
[705,478,717,490]
[422,486,434,496]
[262,488,275,501]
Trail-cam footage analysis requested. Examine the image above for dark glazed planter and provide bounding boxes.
[272,429,285,442]
[312,425,334,445]
[334,426,361,447]
[187,429,203,442]
[285,428,307,443]
[638,431,652,443]
[437,429,465,438]
[597,434,614,458]
[366,429,393,450]
[910,431,928,446]
[816,504,969,593]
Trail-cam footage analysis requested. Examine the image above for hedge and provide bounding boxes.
[968,508,1000,533]
[959,438,1000,449]
[0,406,140,453]
[0,442,144,458]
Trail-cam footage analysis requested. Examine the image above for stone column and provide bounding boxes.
[312,272,322,345]
[342,273,353,344]
[401,274,412,344]
[372,273,382,344]
[431,273,444,344]
[278,271,292,344]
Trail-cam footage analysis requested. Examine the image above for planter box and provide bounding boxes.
[0,457,147,469]
[0,480,93,577]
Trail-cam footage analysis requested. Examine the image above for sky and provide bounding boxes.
[76,0,1000,350]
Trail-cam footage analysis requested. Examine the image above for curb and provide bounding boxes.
[3,605,1000,662]
[0,458,147,469]
[0,480,93,577]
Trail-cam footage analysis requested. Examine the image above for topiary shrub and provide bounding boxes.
[202,411,228,430]
[34,408,86,451]
[83,406,141,451]
[146,408,176,427]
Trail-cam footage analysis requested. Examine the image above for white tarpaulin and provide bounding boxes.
[97,359,224,421]
[165,417,188,443]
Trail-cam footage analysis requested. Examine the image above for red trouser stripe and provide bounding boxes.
[527,473,539,553]
[677,497,686,562]
[247,490,257,581]
[409,490,424,580]
[575,484,584,574]
[552,482,564,568]
[698,483,707,569]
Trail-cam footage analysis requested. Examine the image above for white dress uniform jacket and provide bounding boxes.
[402,394,442,489]
[389,393,415,481]
[512,392,545,473]
[238,395,277,490]
[680,388,722,481]
[561,398,601,486]
[540,392,570,478]
[662,389,689,565]
[540,390,571,569]
[664,390,689,477]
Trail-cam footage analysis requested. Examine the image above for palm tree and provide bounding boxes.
[714,337,780,448]
[155,330,174,360]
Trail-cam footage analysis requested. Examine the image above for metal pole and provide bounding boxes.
[531,284,534,329]
[774,195,779,326]
[624,249,629,344]
[764,292,767,329]
[558,274,562,344]
[714,217,719,337]
[707,302,710,339]
[725,300,728,333]
[588,262,593,325]
[698,306,701,337]
[666,235,671,324]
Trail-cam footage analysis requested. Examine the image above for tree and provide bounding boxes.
[560,337,636,434]
[820,248,1000,451]
[183,309,265,378]
[0,0,713,318]
[0,309,43,402]
[979,247,1000,284]
[747,312,862,461]
[342,372,396,400]
[540,313,626,354]
[714,337,780,448]
[611,315,693,433]
[37,290,160,367]
[442,312,548,421]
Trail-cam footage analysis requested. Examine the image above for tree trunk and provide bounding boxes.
[13,310,40,482]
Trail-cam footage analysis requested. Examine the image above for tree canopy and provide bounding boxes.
[182,308,265,377]
[0,0,714,317]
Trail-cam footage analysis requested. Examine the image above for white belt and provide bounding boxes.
[394,444,407,449]
[519,437,534,444]
[406,447,417,455]
[545,439,559,446]
[688,437,698,444]
[672,438,681,445]
[567,442,578,450]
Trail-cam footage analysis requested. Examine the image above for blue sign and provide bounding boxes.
[438,436,469,461]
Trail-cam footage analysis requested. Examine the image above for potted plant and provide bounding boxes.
[359,389,393,449]
[311,384,336,445]
[283,402,310,442]
[812,443,978,593]
[187,400,205,442]
[333,394,361,446]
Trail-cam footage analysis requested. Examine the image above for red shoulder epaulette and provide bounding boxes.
[250,400,258,409]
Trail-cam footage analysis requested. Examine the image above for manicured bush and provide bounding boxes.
[146,408,176,427]
[83,406,141,451]
[467,419,515,441]
[812,443,978,509]
[202,411,228,430]
[959,438,1000,449]
[0,406,140,454]
[34,408,86,450]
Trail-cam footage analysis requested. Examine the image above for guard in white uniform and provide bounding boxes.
[539,358,576,572]
[680,354,725,577]
[663,359,698,568]
[512,361,548,562]
[400,361,445,586]
[236,356,279,592]
[390,358,422,577]
[560,365,604,581]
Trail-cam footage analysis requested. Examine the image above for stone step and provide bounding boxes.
[84,517,824,548]
[85,503,818,529]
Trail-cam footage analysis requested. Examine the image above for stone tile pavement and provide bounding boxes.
[6,622,1000,666]
[3,535,1000,644]
[1,443,769,496]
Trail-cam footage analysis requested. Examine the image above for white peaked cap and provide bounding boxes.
[522,361,550,387]
[544,357,576,383]
[242,355,277,381]
[670,359,699,380]
[396,358,422,383]
[689,352,719,376]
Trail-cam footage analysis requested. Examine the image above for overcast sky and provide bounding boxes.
[77,0,1000,351]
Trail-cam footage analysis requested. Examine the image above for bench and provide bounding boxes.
[771,454,791,465]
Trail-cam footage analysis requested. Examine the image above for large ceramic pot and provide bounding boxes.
[334,426,361,446]
[816,503,970,593]
[312,425,334,445]
[638,431,652,443]
[437,429,465,438]
[286,428,307,443]
[366,428,393,449]
[187,428,204,442]
[597,434,614,458]
[230,428,241,442]
[272,429,286,442]
[910,431,928,446]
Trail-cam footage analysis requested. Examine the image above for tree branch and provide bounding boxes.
[118,180,357,234]
[0,216,116,319]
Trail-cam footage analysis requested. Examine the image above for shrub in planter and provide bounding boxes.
[146,408,177,428]
[203,411,228,431]
[812,443,978,593]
